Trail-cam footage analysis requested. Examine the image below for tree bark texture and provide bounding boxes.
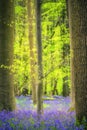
[68,0,87,121]
[0,0,16,111]
[35,0,43,115]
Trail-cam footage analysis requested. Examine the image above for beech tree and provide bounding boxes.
[35,0,43,114]
[0,0,16,111]
[28,0,37,104]
[68,0,87,121]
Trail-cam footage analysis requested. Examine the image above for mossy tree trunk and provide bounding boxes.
[35,0,43,115]
[68,0,87,121]
[0,0,16,111]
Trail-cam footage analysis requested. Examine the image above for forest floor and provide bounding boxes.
[0,95,84,130]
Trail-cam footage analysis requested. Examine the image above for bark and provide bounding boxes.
[52,79,58,95]
[28,0,37,104]
[68,0,87,121]
[62,76,69,97]
[0,0,16,111]
[44,78,47,95]
[62,44,70,97]
[35,0,43,115]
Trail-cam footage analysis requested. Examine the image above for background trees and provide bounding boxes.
[13,0,70,97]
[0,0,70,111]
[42,0,70,95]
[14,0,30,95]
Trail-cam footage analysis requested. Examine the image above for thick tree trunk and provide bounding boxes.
[68,0,87,121]
[0,0,16,111]
[35,0,43,115]
[28,0,37,104]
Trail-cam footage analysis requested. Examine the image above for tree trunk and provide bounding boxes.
[53,79,58,95]
[35,0,43,115]
[28,0,37,104]
[68,0,87,121]
[62,76,69,97]
[0,0,16,111]
[62,44,70,97]
[44,78,47,95]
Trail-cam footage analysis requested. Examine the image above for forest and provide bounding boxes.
[0,0,87,129]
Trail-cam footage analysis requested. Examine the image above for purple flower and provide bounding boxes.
[0,96,84,130]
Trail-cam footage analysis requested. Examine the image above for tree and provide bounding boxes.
[35,0,43,115]
[14,0,29,95]
[28,0,37,104]
[59,1,70,97]
[68,0,87,121]
[41,0,70,95]
[0,0,16,111]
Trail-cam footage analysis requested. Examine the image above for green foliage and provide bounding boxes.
[14,0,29,94]
[76,117,87,129]
[14,0,70,96]
[42,0,70,95]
